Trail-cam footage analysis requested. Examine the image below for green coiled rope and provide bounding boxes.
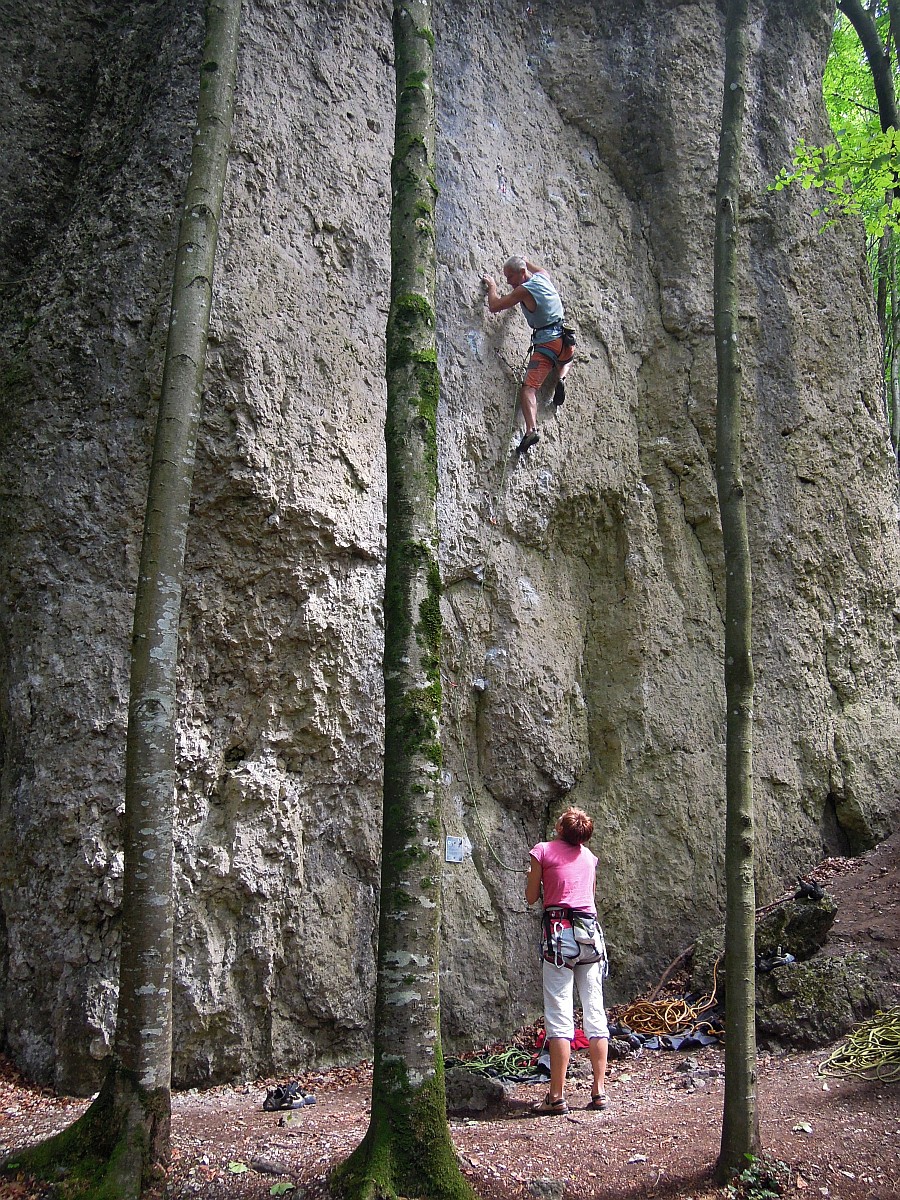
[446,1047,534,1077]
[818,1005,900,1082]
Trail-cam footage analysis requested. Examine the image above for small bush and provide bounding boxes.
[725,1153,791,1200]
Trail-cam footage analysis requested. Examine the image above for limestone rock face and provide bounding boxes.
[1,0,898,1092]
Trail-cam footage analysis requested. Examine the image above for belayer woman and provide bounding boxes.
[525,805,609,1115]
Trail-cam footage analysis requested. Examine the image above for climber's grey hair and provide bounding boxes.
[503,255,527,273]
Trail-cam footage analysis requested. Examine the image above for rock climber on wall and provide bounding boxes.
[482,256,575,453]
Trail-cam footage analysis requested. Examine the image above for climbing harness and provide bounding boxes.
[528,322,577,370]
[542,905,609,973]
[818,1005,900,1081]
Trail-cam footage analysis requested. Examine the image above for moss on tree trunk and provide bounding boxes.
[331,4,474,1200]
[2,1062,169,1199]
[2,2,241,1195]
[713,0,762,1181]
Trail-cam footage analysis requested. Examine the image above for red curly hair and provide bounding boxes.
[555,806,594,846]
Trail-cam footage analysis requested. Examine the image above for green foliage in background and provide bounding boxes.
[775,130,900,236]
[772,9,900,238]
[725,1152,790,1200]
[772,5,900,461]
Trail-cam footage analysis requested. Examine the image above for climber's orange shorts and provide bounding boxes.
[524,337,575,390]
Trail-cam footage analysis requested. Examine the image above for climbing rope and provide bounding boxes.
[484,347,528,527]
[446,686,522,874]
[818,1005,900,1081]
[441,349,532,876]
[617,957,721,1037]
[445,1046,534,1078]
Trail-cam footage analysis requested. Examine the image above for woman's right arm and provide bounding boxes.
[525,853,543,905]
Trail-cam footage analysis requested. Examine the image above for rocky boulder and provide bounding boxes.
[692,890,837,996]
[444,1065,510,1116]
[755,953,893,1049]
[756,894,837,963]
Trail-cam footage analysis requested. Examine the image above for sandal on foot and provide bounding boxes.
[531,1092,568,1116]
[586,1093,608,1111]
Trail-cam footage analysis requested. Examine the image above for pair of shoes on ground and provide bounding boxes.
[531,1091,609,1115]
[262,1082,316,1111]
[518,430,540,453]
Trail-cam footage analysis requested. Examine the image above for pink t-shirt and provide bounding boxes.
[530,839,597,913]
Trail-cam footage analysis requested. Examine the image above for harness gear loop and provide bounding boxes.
[550,919,567,967]
[542,905,609,973]
[528,320,576,369]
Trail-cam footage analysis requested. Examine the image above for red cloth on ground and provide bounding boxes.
[535,1027,590,1050]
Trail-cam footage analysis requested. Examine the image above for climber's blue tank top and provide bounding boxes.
[521,272,564,344]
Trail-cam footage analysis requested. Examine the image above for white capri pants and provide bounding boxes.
[542,927,609,1041]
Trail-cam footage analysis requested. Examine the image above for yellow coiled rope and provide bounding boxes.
[617,957,721,1037]
[819,1005,900,1081]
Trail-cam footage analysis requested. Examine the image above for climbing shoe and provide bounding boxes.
[517,430,540,453]
[263,1082,300,1111]
[795,877,825,901]
[757,951,796,973]
[552,381,565,406]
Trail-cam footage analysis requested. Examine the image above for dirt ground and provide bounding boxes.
[1,833,899,1200]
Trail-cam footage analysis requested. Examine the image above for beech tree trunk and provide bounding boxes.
[891,251,900,465]
[331,4,473,1200]
[1,3,241,1196]
[114,0,241,1153]
[714,0,762,1181]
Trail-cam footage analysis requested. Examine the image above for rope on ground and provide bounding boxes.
[818,1005,900,1081]
[445,1047,534,1077]
[618,957,721,1037]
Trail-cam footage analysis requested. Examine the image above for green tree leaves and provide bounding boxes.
[771,9,900,237]
[772,129,900,236]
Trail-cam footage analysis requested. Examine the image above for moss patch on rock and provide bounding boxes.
[756,952,894,1049]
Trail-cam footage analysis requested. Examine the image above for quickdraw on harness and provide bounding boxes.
[542,905,609,975]
[529,320,577,369]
